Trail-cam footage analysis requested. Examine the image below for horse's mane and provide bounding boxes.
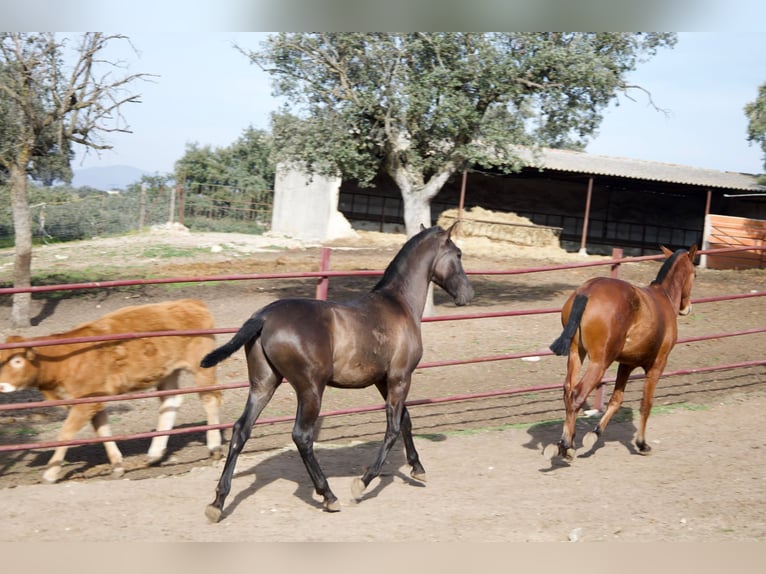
[651,249,685,285]
[372,226,441,291]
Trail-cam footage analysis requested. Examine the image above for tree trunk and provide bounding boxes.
[9,162,33,328]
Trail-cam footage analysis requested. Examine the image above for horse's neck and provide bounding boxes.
[378,250,435,318]
[655,266,684,309]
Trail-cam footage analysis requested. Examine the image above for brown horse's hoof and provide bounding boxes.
[205,504,223,523]
[582,431,599,451]
[564,447,576,462]
[351,477,366,500]
[542,443,559,460]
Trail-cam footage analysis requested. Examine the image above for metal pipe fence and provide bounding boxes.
[0,244,764,456]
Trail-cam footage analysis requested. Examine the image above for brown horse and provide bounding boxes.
[200,224,474,522]
[544,245,698,461]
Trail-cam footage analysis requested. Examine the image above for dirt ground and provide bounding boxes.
[0,227,764,542]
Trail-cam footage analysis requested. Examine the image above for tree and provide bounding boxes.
[244,33,676,237]
[0,33,150,327]
[174,127,275,193]
[744,82,766,182]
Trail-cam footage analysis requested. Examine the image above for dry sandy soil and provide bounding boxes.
[0,227,764,542]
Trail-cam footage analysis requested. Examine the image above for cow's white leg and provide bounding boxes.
[91,409,124,477]
[201,391,223,458]
[43,403,100,484]
[147,374,183,463]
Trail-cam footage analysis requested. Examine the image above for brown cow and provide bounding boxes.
[0,298,223,483]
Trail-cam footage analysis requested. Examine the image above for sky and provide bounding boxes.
[3,1,764,177]
[67,30,765,178]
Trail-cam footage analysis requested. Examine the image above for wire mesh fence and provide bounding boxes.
[0,185,274,246]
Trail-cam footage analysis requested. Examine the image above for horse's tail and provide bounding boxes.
[549,294,588,357]
[200,313,265,368]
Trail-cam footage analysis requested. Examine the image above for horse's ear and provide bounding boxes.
[660,245,673,257]
[420,223,427,232]
[688,244,698,261]
[446,221,459,239]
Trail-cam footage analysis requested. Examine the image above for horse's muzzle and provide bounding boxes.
[453,284,475,306]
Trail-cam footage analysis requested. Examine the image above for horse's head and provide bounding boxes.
[659,244,698,315]
[430,223,475,306]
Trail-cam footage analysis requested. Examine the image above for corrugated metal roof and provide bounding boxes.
[516,147,765,192]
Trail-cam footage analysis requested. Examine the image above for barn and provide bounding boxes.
[338,147,766,264]
[272,147,765,266]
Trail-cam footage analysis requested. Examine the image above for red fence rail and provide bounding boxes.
[1,244,764,456]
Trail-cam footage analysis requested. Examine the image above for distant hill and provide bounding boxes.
[71,165,149,191]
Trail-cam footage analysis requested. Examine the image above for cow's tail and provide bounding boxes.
[549,294,588,357]
[200,313,265,368]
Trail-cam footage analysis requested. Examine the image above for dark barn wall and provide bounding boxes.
[339,169,764,256]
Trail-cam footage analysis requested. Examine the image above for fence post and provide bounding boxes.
[315,247,331,300]
[610,247,623,278]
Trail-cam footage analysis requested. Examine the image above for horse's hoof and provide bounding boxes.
[411,470,427,483]
[111,464,125,478]
[582,432,598,451]
[542,443,559,460]
[564,448,576,462]
[324,499,341,512]
[351,477,366,500]
[205,504,223,523]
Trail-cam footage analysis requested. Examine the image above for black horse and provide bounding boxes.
[201,224,474,522]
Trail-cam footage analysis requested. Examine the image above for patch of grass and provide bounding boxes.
[415,402,709,440]
[140,246,209,259]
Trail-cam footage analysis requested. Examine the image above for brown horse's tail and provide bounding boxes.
[549,294,588,357]
[200,313,265,368]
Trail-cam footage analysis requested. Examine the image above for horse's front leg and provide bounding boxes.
[373,381,425,482]
[291,384,340,512]
[635,362,666,454]
[352,377,409,500]
[399,405,426,482]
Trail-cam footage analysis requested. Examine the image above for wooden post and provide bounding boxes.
[610,247,623,278]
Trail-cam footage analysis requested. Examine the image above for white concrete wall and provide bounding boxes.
[271,163,356,241]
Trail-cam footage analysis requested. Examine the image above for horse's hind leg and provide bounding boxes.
[291,384,339,512]
[582,363,633,452]
[554,360,608,461]
[205,374,279,523]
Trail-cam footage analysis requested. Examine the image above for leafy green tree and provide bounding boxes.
[0,33,150,327]
[175,127,274,193]
[245,32,676,236]
[744,82,766,182]
[174,127,274,228]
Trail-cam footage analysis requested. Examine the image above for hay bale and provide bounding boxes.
[437,207,561,248]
